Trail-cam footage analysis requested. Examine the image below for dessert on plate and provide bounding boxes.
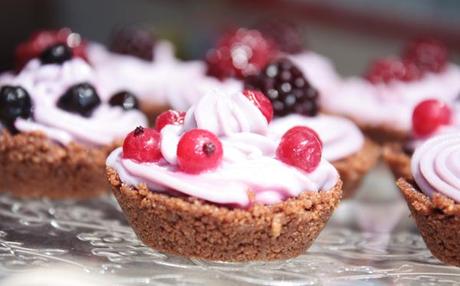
[322,38,460,143]
[245,57,380,198]
[384,98,458,179]
[397,133,460,266]
[88,26,242,120]
[0,36,147,199]
[106,89,342,261]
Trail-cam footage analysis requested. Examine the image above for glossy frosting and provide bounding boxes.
[1,58,147,146]
[412,133,460,202]
[322,65,460,132]
[88,41,243,111]
[107,90,339,208]
[268,114,364,161]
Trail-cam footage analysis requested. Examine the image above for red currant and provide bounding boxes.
[155,110,186,131]
[403,38,448,74]
[206,28,278,80]
[122,126,162,162]
[364,58,421,84]
[242,89,273,123]
[177,129,223,174]
[15,28,87,70]
[412,99,452,137]
[276,126,322,173]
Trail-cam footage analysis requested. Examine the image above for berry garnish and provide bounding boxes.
[0,85,32,133]
[176,129,223,174]
[15,28,87,70]
[155,110,186,131]
[40,44,73,65]
[109,27,155,61]
[412,99,452,137]
[206,28,278,80]
[403,38,448,74]
[244,57,319,117]
[276,126,322,173]
[364,58,421,84]
[255,20,303,54]
[109,91,139,111]
[242,89,273,123]
[57,83,101,117]
[122,126,162,162]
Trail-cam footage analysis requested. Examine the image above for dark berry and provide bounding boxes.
[403,38,448,74]
[244,57,319,117]
[0,85,33,133]
[276,126,322,173]
[176,129,223,174]
[155,110,185,131]
[15,28,87,70]
[364,58,421,84]
[109,27,155,61]
[206,28,278,80]
[40,43,73,65]
[123,126,162,162]
[412,99,452,137]
[109,91,139,111]
[255,20,303,54]
[57,83,101,117]
[242,89,273,123]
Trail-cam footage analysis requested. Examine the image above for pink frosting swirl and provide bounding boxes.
[107,90,339,208]
[0,58,147,146]
[412,133,460,202]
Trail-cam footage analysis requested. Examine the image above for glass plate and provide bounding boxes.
[0,164,459,286]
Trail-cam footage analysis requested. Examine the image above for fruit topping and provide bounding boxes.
[242,89,273,123]
[40,43,73,65]
[57,83,101,117]
[403,38,448,74]
[244,57,319,117]
[255,20,303,54]
[412,99,452,137]
[364,58,422,84]
[109,91,139,111]
[109,27,155,61]
[122,126,162,162]
[177,129,223,174]
[276,126,322,173]
[0,85,32,133]
[155,110,186,131]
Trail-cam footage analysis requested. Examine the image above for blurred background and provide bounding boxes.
[2,0,460,73]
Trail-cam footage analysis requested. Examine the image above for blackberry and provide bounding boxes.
[244,58,319,117]
[109,27,155,61]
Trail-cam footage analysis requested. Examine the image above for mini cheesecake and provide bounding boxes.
[107,89,343,261]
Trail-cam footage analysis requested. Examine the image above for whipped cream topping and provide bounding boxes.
[107,91,339,208]
[268,114,364,161]
[289,51,341,95]
[412,133,460,202]
[322,65,460,132]
[88,41,243,111]
[1,58,147,146]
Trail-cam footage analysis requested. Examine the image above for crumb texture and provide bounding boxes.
[0,131,114,199]
[397,178,460,266]
[107,167,343,262]
[383,143,411,180]
[358,122,408,144]
[333,138,380,199]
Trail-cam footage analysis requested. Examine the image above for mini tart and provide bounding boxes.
[397,178,460,267]
[383,143,412,180]
[333,138,380,199]
[107,167,343,262]
[0,131,116,199]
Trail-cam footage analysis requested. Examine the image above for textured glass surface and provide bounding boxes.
[0,164,459,285]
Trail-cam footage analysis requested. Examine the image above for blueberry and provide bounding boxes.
[40,43,73,65]
[109,91,139,111]
[0,85,33,133]
[57,83,101,117]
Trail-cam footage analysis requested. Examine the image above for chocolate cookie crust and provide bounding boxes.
[358,122,408,145]
[107,167,343,262]
[333,138,380,199]
[0,131,115,199]
[383,143,411,180]
[397,178,460,266]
